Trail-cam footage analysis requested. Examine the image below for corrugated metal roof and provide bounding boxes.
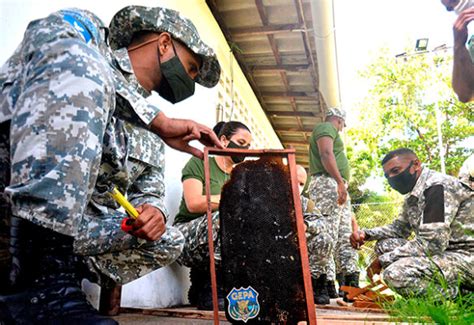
[207,0,327,168]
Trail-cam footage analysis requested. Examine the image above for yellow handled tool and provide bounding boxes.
[109,187,139,232]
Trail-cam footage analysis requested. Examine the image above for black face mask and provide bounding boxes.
[386,161,418,194]
[227,140,249,164]
[157,43,195,104]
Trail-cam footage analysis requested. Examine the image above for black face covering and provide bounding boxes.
[157,43,195,104]
[386,161,418,194]
[227,140,249,164]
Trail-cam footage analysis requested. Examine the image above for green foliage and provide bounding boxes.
[384,273,474,325]
[346,47,473,199]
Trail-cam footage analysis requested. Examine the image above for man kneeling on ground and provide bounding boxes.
[350,148,473,298]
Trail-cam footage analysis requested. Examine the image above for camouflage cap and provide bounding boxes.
[326,107,346,121]
[109,5,221,88]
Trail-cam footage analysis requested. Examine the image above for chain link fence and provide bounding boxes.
[352,200,403,270]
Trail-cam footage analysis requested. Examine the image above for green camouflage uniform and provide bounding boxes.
[364,168,473,297]
[0,6,220,284]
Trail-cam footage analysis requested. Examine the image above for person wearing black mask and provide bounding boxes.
[350,148,473,299]
[173,121,252,310]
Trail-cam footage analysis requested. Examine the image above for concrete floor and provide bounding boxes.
[113,299,393,324]
[113,314,223,324]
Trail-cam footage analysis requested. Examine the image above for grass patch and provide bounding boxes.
[382,275,474,324]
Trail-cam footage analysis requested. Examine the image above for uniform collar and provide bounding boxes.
[113,47,151,98]
[407,167,430,199]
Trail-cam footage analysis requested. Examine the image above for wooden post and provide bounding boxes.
[288,152,317,324]
[204,147,317,324]
[204,148,220,324]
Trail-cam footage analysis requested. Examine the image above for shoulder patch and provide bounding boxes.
[423,184,445,224]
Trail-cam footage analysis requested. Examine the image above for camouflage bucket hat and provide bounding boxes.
[109,5,221,88]
[326,107,347,121]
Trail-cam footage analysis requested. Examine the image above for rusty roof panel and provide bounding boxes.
[207,0,324,168]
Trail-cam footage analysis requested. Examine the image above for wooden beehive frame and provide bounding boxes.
[203,147,317,324]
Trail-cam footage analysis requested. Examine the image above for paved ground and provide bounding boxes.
[113,299,393,324]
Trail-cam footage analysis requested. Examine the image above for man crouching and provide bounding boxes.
[350,148,473,298]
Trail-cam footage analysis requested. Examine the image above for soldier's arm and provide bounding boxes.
[115,96,222,159]
[150,112,222,159]
[182,178,220,213]
[128,162,168,223]
[72,166,169,255]
[363,202,412,241]
[452,8,474,102]
[316,137,345,185]
[377,184,454,267]
[316,136,347,205]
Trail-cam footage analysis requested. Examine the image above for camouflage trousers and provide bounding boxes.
[327,202,359,281]
[84,227,184,284]
[305,214,333,278]
[175,212,221,268]
[176,211,333,278]
[308,174,358,280]
[375,238,474,298]
[0,122,10,287]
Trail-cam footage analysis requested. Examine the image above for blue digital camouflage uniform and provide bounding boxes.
[363,168,473,298]
[0,6,220,284]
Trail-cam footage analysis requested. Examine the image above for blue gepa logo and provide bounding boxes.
[227,286,260,323]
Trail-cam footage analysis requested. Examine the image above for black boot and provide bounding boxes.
[99,279,122,317]
[0,217,117,324]
[342,272,360,302]
[195,266,224,311]
[188,267,206,306]
[326,280,338,299]
[336,273,345,298]
[196,281,225,311]
[312,274,330,305]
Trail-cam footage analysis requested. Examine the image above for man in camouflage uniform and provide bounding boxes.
[0,5,221,323]
[351,148,473,298]
[459,154,474,188]
[326,203,360,300]
[307,107,359,304]
[297,165,333,287]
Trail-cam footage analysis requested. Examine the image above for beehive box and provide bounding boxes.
[219,158,308,324]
